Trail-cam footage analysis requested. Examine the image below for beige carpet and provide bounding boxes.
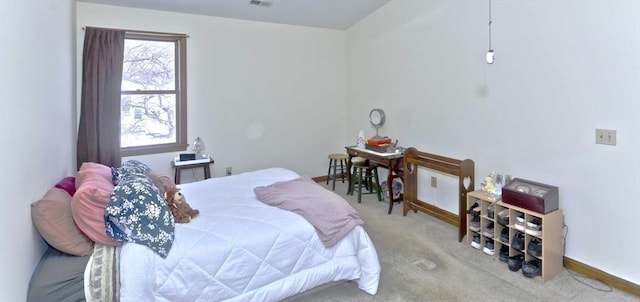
[291,180,638,302]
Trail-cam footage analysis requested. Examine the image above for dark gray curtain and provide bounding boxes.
[77,27,125,170]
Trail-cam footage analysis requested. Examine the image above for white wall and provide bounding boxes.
[0,0,76,301]
[77,3,348,182]
[347,0,640,285]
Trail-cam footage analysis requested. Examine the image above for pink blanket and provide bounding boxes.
[254,176,364,247]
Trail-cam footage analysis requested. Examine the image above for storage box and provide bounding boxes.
[365,143,392,153]
[501,178,559,214]
[367,138,392,146]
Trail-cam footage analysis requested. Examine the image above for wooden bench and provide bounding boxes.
[402,147,474,242]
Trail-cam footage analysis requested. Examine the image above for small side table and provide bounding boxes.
[172,158,215,184]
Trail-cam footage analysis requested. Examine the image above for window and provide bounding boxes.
[120,32,187,156]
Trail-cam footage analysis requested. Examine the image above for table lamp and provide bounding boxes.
[192,137,206,159]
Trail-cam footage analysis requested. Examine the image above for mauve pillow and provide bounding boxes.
[71,169,122,246]
[254,176,364,247]
[145,170,175,196]
[31,188,94,256]
[54,177,76,196]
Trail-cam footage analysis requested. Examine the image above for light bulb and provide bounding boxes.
[486,49,494,64]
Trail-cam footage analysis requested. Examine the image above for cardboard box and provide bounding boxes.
[502,178,559,214]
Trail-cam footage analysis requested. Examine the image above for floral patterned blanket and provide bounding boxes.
[104,161,175,257]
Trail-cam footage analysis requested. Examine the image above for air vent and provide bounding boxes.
[249,0,272,7]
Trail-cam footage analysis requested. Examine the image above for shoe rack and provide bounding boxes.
[465,190,564,282]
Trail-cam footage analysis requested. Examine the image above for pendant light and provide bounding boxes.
[486,0,494,64]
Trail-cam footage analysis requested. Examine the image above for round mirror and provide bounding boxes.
[369,109,385,128]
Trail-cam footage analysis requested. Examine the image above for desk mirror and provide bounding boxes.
[369,108,386,139]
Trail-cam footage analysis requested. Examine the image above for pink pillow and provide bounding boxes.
[76,162,113,187]
[71,168,122,246]
[31,188,94,256]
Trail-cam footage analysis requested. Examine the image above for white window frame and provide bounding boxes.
[120,32,188,157]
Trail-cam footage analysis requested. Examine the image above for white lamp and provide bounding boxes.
[191,137,206,159]
[486,49,494,64]
[486,0,495,64]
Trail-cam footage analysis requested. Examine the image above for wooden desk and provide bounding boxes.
[345,146,404,214]
[172,158,214,184]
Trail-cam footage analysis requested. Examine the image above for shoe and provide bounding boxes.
[527,238,542,257]
[515,214,525,231]
[499,245,509,262]
[522,259,542,278]
[508,254,524,272]
[467,202,479,214]
[525,217,542,236]
[499,228,509,243]
[483,239,495,255]
[487,204,495,219]
[470,214,481,232]
[512,232,525,250]
[497,209,509,226]
[482,222,494,238]
[471,234,481,249]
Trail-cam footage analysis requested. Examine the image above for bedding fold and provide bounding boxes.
[254,176,364,247]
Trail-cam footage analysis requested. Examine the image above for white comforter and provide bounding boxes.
[118,168,380,301]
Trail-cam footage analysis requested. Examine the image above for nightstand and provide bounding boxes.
[172,158,215,184]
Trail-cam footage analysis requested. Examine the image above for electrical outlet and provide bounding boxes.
[226,167,232,176]
[431,176,437,188]
[595,129,617,146]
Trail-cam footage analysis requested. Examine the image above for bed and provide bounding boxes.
[28,166,380,302]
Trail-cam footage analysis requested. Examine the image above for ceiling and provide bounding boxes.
[77,0,391,30]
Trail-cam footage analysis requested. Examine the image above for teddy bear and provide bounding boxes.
[164,186,199,223]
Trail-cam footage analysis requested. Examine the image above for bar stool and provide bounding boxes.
[326,153,348,190]
[349,161,382,203]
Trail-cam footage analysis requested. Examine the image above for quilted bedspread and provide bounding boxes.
[117,168,380,302]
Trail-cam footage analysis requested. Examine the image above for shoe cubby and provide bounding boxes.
[466,192,497,255]
[466,190,563,282]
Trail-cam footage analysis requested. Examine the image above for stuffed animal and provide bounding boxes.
[164,186,199,223]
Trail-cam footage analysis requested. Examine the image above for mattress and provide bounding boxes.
[27,246,90,302]
[87,167,380,301]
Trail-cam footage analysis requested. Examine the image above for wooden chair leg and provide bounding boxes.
[348,166,355,196]
[326,158,332,185]
[357,167,363,203]
[373,168,382,201]
[332,159,338,190]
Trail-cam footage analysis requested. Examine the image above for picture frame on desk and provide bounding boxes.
[179,153,196,161]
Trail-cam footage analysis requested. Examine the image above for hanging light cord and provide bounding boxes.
[488,0,492,50]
